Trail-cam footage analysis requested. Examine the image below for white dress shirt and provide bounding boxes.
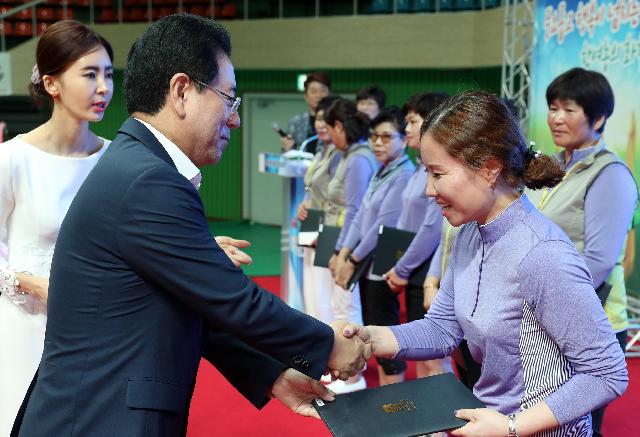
[135,118,202,189]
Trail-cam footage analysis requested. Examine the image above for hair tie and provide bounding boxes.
[31,64,41,85]
[525,141,540,166]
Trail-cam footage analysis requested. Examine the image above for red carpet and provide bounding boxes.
[187,276,638,436]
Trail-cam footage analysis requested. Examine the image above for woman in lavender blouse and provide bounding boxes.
[324,98,377,393]
[384,92,450,379]
[334,107,415,386]
[343,91,627,437]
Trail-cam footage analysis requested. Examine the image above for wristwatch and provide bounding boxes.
[346,254,360,266]
[507,413,519,437]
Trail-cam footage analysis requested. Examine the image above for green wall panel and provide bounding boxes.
[95,67,501,220]
[91,70,129,140]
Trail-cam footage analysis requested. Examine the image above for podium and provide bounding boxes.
[258,150,314,311]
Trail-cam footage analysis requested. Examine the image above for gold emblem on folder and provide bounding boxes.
[382,400,416,413]
[394,250,406,260]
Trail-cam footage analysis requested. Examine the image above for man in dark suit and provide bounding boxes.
[12,14,368,437]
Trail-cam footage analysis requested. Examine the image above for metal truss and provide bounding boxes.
[501,0,536,135]
[627,295,640,357]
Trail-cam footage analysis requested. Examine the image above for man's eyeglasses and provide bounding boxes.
[370,132,401,144]
[192,78,241,114]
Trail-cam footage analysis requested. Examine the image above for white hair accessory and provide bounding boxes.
[31,64,41,85]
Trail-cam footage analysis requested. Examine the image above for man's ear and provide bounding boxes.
[168,73,191,118]
[480,156,503,187]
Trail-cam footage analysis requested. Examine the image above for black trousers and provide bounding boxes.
[359,278,407,375]
[404,284,426,323]
[591,330,627,437]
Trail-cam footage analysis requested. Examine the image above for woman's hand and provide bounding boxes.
[17,273,49,304]
[341,323,401,359]
[422,276,440,311]
[328,254,338,275]
[450,408,509,437]
[335,258,356,289]
[383,267,407,293]
[297,201,309,221]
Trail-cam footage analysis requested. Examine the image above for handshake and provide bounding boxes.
[271,320,373,419]
[326,320,373,380]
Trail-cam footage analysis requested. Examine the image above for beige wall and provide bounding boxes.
[11,9,505,95]
[225,9,505,69]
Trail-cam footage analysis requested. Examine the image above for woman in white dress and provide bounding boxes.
[0,21,114,434]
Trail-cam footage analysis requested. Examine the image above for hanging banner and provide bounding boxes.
[530,0,640,294]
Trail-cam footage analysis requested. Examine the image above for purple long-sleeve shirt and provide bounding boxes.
[342,156,414,260]
[394,162,443,279]
[390,195,627,435]
[335,153,378,250]
[562,146,638,288]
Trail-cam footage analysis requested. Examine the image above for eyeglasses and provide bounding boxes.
[370,132,401,144]
[192,78,241,114]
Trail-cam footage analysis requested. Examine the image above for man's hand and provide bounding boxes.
[271,368,335,419]
[383,268,407,293]
[215,235,252,267]
[327,320,371,380]
[450,408,509,437]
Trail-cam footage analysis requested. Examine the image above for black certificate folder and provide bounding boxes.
[314,373,484,437]
[298,209,324,247]
[372,226,431,287]
[314,225,342,267]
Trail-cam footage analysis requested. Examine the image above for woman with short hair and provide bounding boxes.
[527,67,638,437]
[324,98,377,393]
[383,92,450,379]
[297,95,341,323]
[334,107,415,386]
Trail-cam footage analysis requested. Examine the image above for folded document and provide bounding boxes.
[314,373,484,437]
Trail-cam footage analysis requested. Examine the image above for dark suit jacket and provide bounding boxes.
[13,118,334,437]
